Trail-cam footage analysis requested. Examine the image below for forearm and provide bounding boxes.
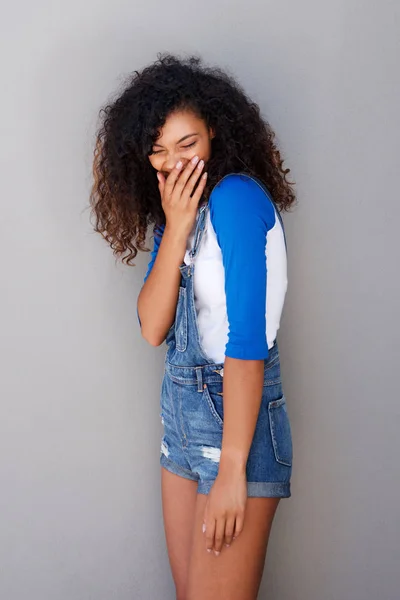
[219,357,265,475]
[137,225,187,345]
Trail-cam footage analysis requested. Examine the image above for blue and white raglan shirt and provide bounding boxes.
[143,173,288,364]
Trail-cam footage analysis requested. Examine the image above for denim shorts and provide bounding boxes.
[159,342,292,497]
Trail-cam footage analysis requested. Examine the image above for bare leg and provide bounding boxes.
[161,467,198,600]
[186,493,280,600]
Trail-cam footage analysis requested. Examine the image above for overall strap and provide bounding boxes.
[236,173,287,251]
[189,203,208,265]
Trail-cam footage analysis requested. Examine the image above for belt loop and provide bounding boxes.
[195,367,203,392]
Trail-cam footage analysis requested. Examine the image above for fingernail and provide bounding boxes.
[214,551,220,557]
[197,159,204,169]
[176,161,183,169]
[191,155,199,164]
[207,549,212,553]
[202,523,206,533]
[156,172,160,181]
[225,544,230,548]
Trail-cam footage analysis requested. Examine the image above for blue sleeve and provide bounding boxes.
[137,224,165,326]
[144,224,165,283]
[209,174,276,360]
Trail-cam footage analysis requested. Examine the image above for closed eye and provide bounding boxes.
[150,140,197,155]
[182,141,197,150]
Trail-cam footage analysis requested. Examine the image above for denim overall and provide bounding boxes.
[159,174,293,497]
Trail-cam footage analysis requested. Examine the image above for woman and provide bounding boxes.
[90,53,295,600]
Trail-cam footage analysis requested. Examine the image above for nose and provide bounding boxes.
[161,154,189,176]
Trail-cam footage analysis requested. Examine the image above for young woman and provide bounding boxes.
[90,53,295,600]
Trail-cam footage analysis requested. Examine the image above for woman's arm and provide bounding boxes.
[137,157,207,345]
[137,226,187,346]
[202,174,279,555]
[219,357,264,473]
[213,176,275,467]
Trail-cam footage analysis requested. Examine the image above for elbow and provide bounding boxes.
[137,304,168,346]
[137,304,162,346]
[141,327,165,347]
[144,335,165,348]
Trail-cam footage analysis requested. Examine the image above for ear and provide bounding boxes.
[209,127,216,140]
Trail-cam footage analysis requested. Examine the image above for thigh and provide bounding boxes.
[186,493,280,600]
[161,467,198,599]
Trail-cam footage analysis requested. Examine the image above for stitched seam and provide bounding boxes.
[264,378,281,387]
[166,361,224,370]
[203,385,223,428]
[268,401,292,466]
[175,287,187,352]
[167,375,222,385]
[264,355,280,370]
[161,454,199,479]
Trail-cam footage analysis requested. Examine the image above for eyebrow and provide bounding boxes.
[153,133,199,148]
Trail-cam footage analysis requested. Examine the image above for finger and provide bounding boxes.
[164,160,184,199]
[205,518,216,555]
[183,159,205,198]
[156,172,165,196]
[202,501,208,535]
[233,511,245,540]
[173,155,201,196]
[213,516,226,555]
[224,516,235,548]
[189,171,207,205]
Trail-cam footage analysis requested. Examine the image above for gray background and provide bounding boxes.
[1,1,399,598]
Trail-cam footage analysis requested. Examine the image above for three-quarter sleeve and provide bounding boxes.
[209,175,276,360]
[137,224,165,326]
[144,224,165,283]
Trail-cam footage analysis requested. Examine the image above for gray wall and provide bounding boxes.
[1,1,399,599]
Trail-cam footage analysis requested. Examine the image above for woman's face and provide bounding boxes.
[148,109,215,178]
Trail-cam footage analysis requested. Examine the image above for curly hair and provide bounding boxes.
[90,53,296,265]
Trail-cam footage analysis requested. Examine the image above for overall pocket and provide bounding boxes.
[202,383,224,428]
[175,287,188,352]
[268,395,293,466]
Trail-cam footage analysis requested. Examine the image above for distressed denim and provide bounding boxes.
[159,201,293,497]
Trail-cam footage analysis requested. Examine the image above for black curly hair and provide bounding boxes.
[90,53,296,265]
